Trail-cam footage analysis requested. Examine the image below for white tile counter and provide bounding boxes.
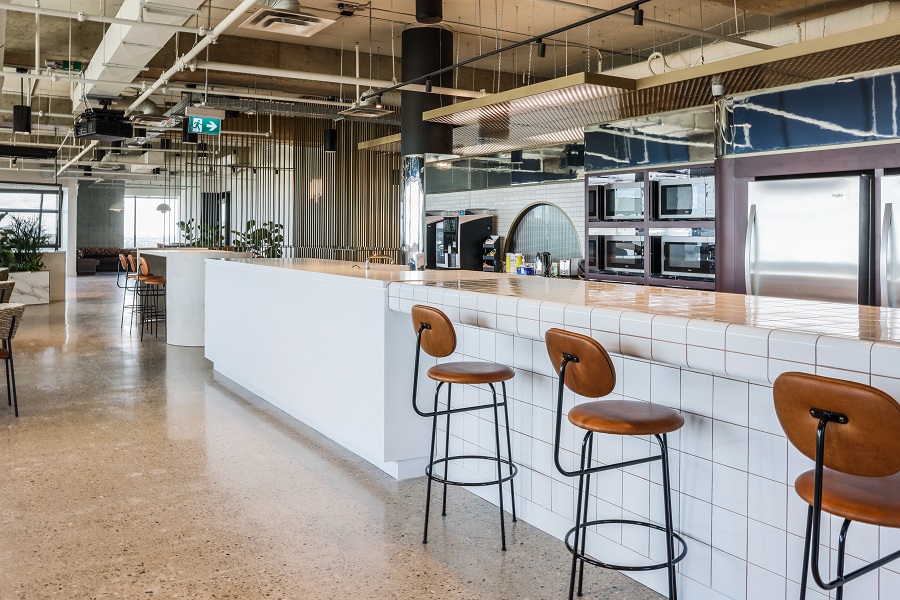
[388,277,900,600]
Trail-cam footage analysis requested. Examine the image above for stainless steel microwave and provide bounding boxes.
[599,235,645,274]
[655,177,715,220]
[603,183,644,221]
[660,236,715,279]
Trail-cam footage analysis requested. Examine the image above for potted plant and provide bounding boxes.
[0,215,52,305]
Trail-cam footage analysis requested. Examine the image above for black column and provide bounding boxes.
[400,26,453,156]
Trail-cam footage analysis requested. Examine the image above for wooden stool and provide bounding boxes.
[135,257,166,340]
[774,372,900,600]
[545,328,686,599]
[411,305,517,550]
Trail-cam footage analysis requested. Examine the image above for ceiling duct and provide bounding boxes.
[241,1,336,38]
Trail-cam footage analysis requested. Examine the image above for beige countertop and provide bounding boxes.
[395,276,900,344]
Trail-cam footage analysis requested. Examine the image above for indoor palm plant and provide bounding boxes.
[0,215,51,272]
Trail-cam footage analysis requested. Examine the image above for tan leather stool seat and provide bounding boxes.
[0,348,9,360]
[568,400,685,436]
[427,361,515,384]
[795,468,900,528]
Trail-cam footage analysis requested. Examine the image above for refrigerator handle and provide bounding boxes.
[880,203,893,307]
[744,204,757,295]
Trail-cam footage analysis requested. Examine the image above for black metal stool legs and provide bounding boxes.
[423,382,442,544]
[490,383,508,551]
[501,381,517,523]
[442,384,452,517]
[569,431,593,599]
[658,433,678,600]
[835,519,851,600]
[576,433,594,597]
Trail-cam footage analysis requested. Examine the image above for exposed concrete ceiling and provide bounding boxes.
[0,0,897,182]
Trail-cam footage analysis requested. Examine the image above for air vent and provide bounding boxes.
[338,104,393,118]
[240,8,336,38]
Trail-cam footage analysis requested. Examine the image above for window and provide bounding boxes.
[507,202,582,262]
[0,182,62,248]
[124,196,176,248]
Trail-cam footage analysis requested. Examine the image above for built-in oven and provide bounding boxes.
[654,177,715,220]
[599,235,645,274]
[602,182,644,220]
[587,187,600,221]
[658,236,715,279]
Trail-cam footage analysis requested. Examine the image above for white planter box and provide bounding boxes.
[10,270,50,305]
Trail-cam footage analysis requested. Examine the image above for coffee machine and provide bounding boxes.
[430,213,492,270]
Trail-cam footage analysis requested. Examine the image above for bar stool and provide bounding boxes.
[136,257,166,340]
[0,303,25,417]
[774,372,900,599]
[545,328,687,599]
[411,304,517,550]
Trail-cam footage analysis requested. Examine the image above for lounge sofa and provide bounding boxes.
[76,248,135,275]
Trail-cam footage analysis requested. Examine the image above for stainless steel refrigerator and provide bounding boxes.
[880,175,900,308]
[745,175,872,304]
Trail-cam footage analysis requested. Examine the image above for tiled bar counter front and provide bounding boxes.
[388,277,900,600]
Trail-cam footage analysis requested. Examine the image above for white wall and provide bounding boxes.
[426,180,586,251]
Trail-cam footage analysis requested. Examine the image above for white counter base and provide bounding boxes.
[205,259,432,480]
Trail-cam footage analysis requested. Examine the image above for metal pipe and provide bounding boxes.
[363,0,653,100]
[57,140,97,175]
[164,84,352,106]
[196,60,486,99]
[0,3,203,36]
[126,0,261,115]
[527,0,774,50]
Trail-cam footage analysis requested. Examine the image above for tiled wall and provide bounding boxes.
[391,282,900,600]
[426,180,586,251]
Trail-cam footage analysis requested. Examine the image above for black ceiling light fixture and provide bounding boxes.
[424,78,433,93]
[13,68,31,135]
[324,128,338,153]
[182,119,198,144]
[510,150,524,165]
[536,39,547,58]
[416,0,442,23]
[633,6,644,26]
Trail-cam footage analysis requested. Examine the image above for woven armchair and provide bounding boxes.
[0,302,25,417]
[0,281,15,303]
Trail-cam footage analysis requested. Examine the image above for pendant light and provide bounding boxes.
[633,6,644,26]
[109,201,125,212]
[156,202,171,213]
[416,0,442,24]
[324,128,338,153]
[13,69,31,135]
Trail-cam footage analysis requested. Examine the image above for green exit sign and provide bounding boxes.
[188,116,221,135]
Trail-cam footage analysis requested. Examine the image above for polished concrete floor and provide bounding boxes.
[0,276,661,599]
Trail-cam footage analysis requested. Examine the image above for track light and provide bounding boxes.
[324,128,337,153]
[537,38,546,58]
[633,6,644,26]
[375,95,384,109]
[425,78,433,93]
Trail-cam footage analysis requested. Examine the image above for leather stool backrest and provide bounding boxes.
[138,257,150,275]
[127,254,137,272]
[545,328,616,399]
[411,305,456,358]
[119,253,130,271]
[774,372,900,477]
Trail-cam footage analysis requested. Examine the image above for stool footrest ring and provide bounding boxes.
[564,519,687,572]
[425,454,518,487]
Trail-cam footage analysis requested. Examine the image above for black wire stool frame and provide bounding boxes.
[554,354,686,600]
[412,322,518,551]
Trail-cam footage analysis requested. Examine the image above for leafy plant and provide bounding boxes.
[177,218,225,249]
[232,220,284,258]
[0,215,51,272]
